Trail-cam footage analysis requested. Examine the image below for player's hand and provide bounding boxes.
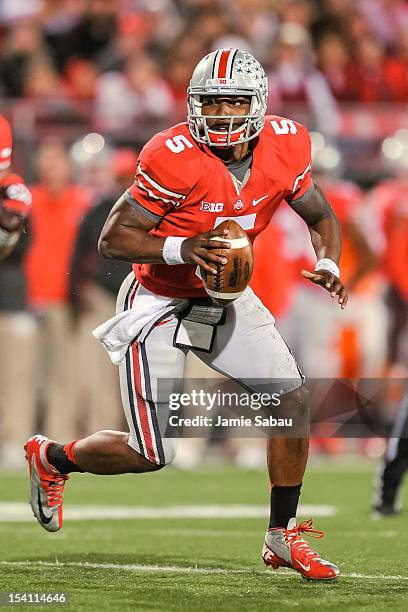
[181,228,231,274]
[301,269,348,309]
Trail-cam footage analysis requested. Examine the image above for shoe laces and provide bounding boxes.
[44,474,69,507]
[285,519,325,561]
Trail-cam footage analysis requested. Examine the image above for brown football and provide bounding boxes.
[200,219,254,306]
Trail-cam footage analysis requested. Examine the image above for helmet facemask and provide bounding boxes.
[188,88,266,147]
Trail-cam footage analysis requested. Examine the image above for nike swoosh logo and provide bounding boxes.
[296,560,311,572]
[37,490,52,524]
[252,195,268,206]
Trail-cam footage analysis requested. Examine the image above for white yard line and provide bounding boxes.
[1,561,408,581]
[0,503,336,522]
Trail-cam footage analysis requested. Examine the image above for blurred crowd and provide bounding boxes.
[0,0,408,468]
[0,0,407,134]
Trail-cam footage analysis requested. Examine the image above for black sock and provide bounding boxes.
[269,484,302,529]
[46,443,83,474]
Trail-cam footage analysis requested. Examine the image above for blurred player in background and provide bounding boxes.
[251,174,380,455]
[25,49,347,581]
[69,148,134,434]
[25,140,91,443]
[262,174,381,380]
[0,114,31,261]
[374,388,408,517]
[0,113,34,467]
[372,171,408,517]
[365,174,408,374]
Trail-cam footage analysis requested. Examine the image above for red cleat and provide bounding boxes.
[24,435,69,532]
[262,518,340,581]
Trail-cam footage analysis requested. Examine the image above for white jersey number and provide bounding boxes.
[165,134,194,154]
[214,214,256,231]
[270,119,297,135]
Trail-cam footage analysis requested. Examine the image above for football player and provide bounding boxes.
[25,49,347,581]
[373,389,408,517]
[372,181,408,517]
[0,114,31,261]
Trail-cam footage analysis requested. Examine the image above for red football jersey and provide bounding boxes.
[127,116,312,298]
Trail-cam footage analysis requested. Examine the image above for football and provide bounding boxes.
[200,219,254,306]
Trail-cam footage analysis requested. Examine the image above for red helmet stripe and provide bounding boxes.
[217,49,232,78]
[227,49,238,78]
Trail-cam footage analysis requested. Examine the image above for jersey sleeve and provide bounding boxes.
[125,139,194,222]
[285,123,313,206]
[0,114,12,170]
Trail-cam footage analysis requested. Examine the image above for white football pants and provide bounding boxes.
[117,273,303,465]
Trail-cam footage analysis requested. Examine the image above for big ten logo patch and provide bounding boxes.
[200,201,224,212]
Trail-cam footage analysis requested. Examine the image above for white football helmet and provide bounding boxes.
[187,48,268,147]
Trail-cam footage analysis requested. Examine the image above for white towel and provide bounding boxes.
[92,290,185,365]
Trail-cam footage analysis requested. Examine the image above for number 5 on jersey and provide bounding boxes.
[270,119,297,135]
[165,135,194,154]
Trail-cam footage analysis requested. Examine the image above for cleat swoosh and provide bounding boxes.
[296,560,311,572]
[37,491,52,525]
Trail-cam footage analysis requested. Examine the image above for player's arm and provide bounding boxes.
[98,195,230,274]
[290,184,348,309]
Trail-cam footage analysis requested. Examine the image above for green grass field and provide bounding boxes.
[0,460,407,611]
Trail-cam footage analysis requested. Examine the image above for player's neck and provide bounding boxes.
[213,141,250,163]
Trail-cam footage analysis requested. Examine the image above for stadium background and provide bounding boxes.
[1,1,408,609]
